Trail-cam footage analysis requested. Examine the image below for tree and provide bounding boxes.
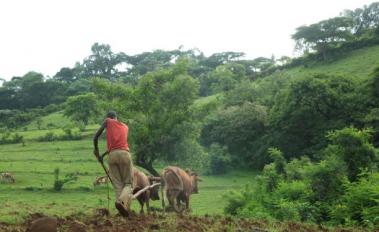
[91,59,200,176]
[201,102,268,168]
[269,74,358,157]
[81,43,125,80]
[53,67,76,83]
[63,93,101,126]
[131,59,200,175]
[342,2,379,36]
[292,17,353,60]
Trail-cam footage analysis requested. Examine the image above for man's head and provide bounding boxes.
[106,111,117,119]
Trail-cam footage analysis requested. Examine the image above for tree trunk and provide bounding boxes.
[136,159,159,176]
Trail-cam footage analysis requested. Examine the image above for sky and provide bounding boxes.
[0,0,377,81]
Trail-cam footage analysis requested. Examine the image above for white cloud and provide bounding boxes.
[0,0,376,80]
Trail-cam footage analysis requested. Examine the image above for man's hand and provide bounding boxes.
[93,149,102,163]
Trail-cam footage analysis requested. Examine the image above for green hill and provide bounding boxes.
[26,111,71,130]
[271,44,379,81]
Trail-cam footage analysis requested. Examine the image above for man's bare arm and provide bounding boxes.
[93,120,107,159]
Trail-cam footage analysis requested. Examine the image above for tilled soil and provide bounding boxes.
[0,210,371,232]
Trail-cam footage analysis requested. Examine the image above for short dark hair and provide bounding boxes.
[106,111,117,119]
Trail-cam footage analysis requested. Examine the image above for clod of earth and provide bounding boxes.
[26,217,57,232]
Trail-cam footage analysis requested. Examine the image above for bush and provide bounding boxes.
[325,127,378,182]
[208,143,232,175]
[285,156,312,181]
[268,147,286,175]
[224,185,255,215]
[0,132,24,145]
[61,128,81,140]
[53,168,78,191]
[276,181,311,201]
[37,129,82,142]
[259,163,283,192]
[38,132,56,142]
[331,172,379,227]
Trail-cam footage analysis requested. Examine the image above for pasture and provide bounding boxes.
[0,130,254,224]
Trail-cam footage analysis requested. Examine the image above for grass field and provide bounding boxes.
[278,45,379,80]
[0,128,255,224]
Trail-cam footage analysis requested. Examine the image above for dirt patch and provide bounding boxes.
[0,210,370,232]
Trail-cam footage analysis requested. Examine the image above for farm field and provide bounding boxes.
[0,133,255,225]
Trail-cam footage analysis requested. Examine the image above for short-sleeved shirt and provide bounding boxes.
[106,118,129,152]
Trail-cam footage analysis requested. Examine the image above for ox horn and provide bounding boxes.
[132,182,161,199]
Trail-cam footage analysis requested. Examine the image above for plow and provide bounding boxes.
[98,151,162,201]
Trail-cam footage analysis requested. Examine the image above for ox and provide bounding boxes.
[133,168,160,213]
[161,166,201,212]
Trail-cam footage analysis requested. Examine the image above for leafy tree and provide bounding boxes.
[53,67,76,83]
[131,59,200,175]
[342,2,379,36]
[63,92,101,126]
[201,102,268,168]
[80,43,125,80]
[269,74,358,157]
[292,17,353,60]
[92,60,200,175]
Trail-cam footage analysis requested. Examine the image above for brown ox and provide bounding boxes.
[161,166,201,212]
[133,168,160,213]
[1,172,15,183]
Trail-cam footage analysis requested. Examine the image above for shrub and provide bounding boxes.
[62,128,81,140]
[53,168,78,191]
[224,185,254,215]
[260,163,282,192]
[308,157,348,202]
[0,132,24,145]
[275,180,311,201]
[268,147,286,175]
[38,132,56,142]
[331,172,379,227]
[325,127,378,182]
[285,156,312,181]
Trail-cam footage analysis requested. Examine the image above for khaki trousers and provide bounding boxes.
[108,149,133,204]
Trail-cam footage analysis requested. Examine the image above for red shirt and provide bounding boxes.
[106,118,129,152]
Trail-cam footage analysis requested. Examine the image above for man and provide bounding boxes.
[93,111,133,216]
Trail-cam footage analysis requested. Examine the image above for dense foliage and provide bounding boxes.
[224,128,378,228]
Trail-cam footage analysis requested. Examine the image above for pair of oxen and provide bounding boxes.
[94,166,201,213]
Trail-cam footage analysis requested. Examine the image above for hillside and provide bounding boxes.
[270,44,379,81]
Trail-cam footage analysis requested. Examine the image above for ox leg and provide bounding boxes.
[138,197,144,214]
[185,194,189,211]
[168,190,181,213]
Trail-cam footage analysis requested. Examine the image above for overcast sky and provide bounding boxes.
[0,0,376,81]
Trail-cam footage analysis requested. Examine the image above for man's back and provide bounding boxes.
[106,118,129,152]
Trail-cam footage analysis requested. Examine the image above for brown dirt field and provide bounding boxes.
[0,210,372,232]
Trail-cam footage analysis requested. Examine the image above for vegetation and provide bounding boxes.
[224,127,378,229]
[0,2,379,230]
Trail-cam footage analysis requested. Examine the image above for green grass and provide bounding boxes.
[273,45,379,81]
[0,136,255,224]
[26,111,71,130]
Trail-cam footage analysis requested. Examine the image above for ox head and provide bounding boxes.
[186,169,202,194]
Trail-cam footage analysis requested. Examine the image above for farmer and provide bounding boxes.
[93,111,133,216]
